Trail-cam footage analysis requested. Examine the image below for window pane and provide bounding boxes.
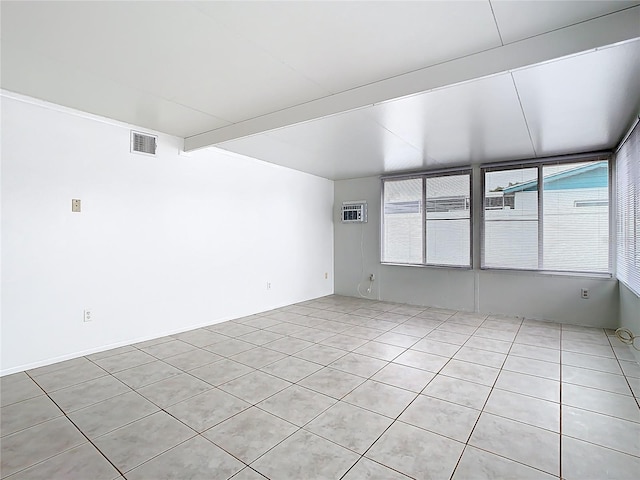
[483,168,538,269]
[543,161,609,272]
[426,174,470,266]
[383,178,423,264]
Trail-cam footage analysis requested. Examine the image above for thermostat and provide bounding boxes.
[341,201,368,223]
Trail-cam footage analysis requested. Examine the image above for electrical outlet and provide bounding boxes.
[267,282,271,290]
[325,272,328,279]
[72,199,81,212]
[83,309,92,322]
[369,273,375,282]
[580,288,589,299]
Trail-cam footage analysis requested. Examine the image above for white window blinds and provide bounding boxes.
[382,171,471,267]
[616,122,640,295]
[482,159,610,274]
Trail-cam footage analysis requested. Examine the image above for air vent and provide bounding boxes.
[130,131,157,155]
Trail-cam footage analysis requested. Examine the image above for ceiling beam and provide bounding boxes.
[184,7,640,152]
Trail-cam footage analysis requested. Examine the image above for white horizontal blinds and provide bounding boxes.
[426,174,471,266]
[483,167,538,269]
[542,161,609,273]
[616,122,640,295]
[382,177,423,264]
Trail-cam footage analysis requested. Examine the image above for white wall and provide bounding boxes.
[334,174,619,328]
[619,282,640,362]
[1,92,334,375]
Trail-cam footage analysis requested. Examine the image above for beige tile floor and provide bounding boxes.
[1,295,639,479]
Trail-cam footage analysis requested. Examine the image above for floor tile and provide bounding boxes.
[27,357,92,378]
[232,467,269,480]
[203,407,297,463]
[561,350,622,374]
[113,360,182,389]
[173,329,228,348]
[6,443,120,480]
[342,380,417,418]
[400,394,480,442]
[93,411,195,473]
[503,356,560,380]
[298,367,366,399]
[320,334,369,351]
[494,370,560,402]
[562,365,632,396]
[426,329,470,345]
[410,338,460,357]
[342,326,385,340]
[508,343,560,363]
[353,341,405,361]
[374,331,420,348]
[166,388,251,432]
[230,347,287,369]
[139,339,197,359]
[620,359,640,379]
[453,445,555,480]
[0,416,86,478]
[260,356,323,382]
[263,336,313,354]
[463,336,512,354]
[371,362,435,392]
[189,359,254,386]
[206,321,258,337]
[137,373,213,408]
[561,339,614,358]
[366,421,464,480]
[162,348,223,371]
[393,349,449,373]
[437,322,478,336]
[562,383,640,422]
[472,326,517,342]
[32,361,108,392]
[422,374,491,409]
[454,346,506,368]
[392,324,433,338]
[289,326,335,343]
[0,378,44,407]
[238,330,284,346]
[469,413,559,476]
[219,371,291,404]
[134,336,174,349]
[305,401,392,454]
[92,350,156,374]
[562,405,640,456]
[342,458,411,480]
[203,339,255,357]
[294,344,348,365]
[48,375,130,412]
[251,429,359,480]
[515,333,560,349]
[562,435,640,480]
[258,385,336,426]
[439,359,500,386]
[484,388,559,432]
[85,345,137,361]
[0,395,62,437]
[68,391,159,439]
[126,435,243,480]
[329,352,387,378]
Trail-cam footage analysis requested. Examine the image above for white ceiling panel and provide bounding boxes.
[196,1,501,94]
[0,44,229,138]
[368,73,536,165]
[513,40,640,156]
[492,0,640,44]
[0,1,328,125]
[219,109,426,180]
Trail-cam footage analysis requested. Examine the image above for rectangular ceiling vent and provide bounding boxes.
[130,131,157,156]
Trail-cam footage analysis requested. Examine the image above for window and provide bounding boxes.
[482,157,610,274]
[382,171,471,267]
[616,122,640,295]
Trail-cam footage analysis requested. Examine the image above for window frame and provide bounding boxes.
[480,154,613,277]
[380,168,473,269]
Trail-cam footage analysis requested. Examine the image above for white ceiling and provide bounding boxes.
[2,1,639,180]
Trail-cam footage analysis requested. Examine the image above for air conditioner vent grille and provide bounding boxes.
[131,131,157,155]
